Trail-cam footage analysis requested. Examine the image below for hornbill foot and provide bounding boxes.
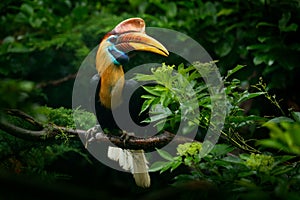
[85,125,102,148]
[120,130,135,146]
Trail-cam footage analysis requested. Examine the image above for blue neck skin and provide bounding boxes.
[107,35,129,66]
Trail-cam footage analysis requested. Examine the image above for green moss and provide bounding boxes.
[34,106,96,130]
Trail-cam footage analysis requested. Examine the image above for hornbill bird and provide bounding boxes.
[93,18,169,188]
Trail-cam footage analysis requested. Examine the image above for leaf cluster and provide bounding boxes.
[152,143,300,199]
[135,63,209,134]
[145,62,300,198]
[258,112,300,155]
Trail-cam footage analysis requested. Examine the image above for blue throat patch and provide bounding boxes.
[107,35,129,66]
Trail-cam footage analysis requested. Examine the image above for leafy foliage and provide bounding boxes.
[145,63,300,199]
[0,0,133,107]
[1,0,299,109]
[0,79,37,110]
[135,63,208,134]
[0,106,94,182]
[151,142,300,199]
[136,62,265,152]
[258,117,300,155]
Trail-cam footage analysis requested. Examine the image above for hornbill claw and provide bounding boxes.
[120,130,135,146]
[85,125,102,148]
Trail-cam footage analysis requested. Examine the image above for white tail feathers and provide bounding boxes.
[131,149,151,188]
[108,147,150,188]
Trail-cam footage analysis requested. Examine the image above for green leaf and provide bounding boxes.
[149,161,169,172]
[7,43,31,53]
[239,153,250,160]
[210,144,235,157]
[264,117,294,124]
[156,148,174,161]
[279,12,298,32]
[142,86,162,96]
[217,8,234,16]
[253,54,274,66]
[256,22,276,28]
[19,81,34,92]
[3,36,15,44]
[20,3,34,16]
[271,165,294,176]
[170,160,182,172]
[246,44,271,51]
[160,161,175,173]
[283,23,298,32]
[140,98,154,114]
[149,104,172,122]
[222,155,243,164]
[257,139,289,151]
[236,92,265,104]
[29,17,43,28]
[273,155,295,165]
[238,171,256,178]
[226,65,246,79]
[215,35,234,57]
[134,73,155,82]
[166,2,177,17]
[291,111,300,123]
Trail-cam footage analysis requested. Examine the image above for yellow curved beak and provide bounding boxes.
[114,32,169,57]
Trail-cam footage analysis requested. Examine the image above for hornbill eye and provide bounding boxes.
[107,35,118,44]
[106,35,130,65]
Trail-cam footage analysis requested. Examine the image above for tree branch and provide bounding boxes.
[88,131,192,151]
[0,118,46,140]
[36,73,77,88]
[5,109,44,129]
[0,109,192,151]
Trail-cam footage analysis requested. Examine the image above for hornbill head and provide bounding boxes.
[96,18,169,109]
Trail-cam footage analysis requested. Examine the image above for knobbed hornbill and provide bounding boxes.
[93,18,169,188]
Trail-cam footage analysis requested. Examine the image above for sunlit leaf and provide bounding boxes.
[217,8,234,16]
[170,160,182,172]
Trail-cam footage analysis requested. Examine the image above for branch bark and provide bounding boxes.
[36,73,77,88]
[0,109,192,151]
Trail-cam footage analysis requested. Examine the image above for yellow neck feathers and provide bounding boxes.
[100,64,124,109]
[96,40,125,109]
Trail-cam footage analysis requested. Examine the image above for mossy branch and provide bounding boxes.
[0,109,191,151]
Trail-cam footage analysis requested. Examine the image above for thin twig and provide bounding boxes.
[36,73,77,88]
